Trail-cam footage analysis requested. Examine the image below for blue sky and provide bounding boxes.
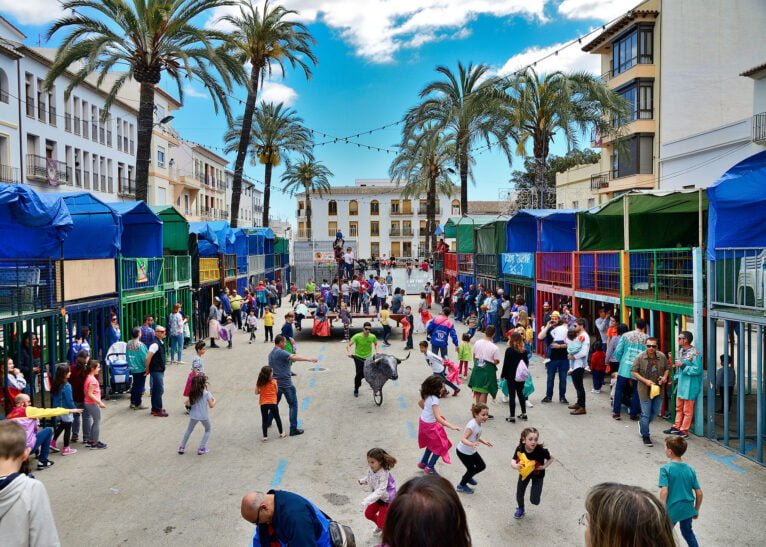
[2,0,639,219]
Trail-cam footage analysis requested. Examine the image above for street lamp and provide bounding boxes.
[154,115,174,126]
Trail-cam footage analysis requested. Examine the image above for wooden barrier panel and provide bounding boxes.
[59,259,116,302]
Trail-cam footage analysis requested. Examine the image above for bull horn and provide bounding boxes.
[373,358,383,365]
[396,352,411,364]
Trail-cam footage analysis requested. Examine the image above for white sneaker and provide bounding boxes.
[527,401,534,408]
[590,388,599,394]
[543,358,550,364]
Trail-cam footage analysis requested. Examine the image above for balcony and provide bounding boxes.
[753,112,766,144]
[99,127,105,144]
[390,208,413,216]
[129,140,134,155]
[123,136,128,152]
[118,177,136,197]
[83,170,90,186]
[417,205,441,215]
[100,174,106,189]
[25,96,34,117]
[92,123,98,141]
[199,257,220,284]
[0,258,59,316]
[574,251,620,297]
[49,106,56,127]
[0,88,8,103]
[107,176,114,193]
[296,229,310,240]
[26,155,70,184]
[65,113,72,132]
[590,172,610,191]
[162,255,192,288]
[119,257,164,294]
[74,116,81,135]
[82,119,88,138]
[625,248,693,305]
[0,165,19,184]
[389,227,415,237]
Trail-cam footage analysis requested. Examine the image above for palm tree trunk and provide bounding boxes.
[459,147,469,215]
[262,162,273,227]
[533,136,550,208]
[427,174,437,253]
[305,188,312,240]
[230,64,261,228]
[134,82,155,203]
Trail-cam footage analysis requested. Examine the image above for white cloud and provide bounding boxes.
[182,85,208,99]
[496,39,600,77]
[557,0,642,21]
[260,81,298,106]
[208,1,546,64]
[0,0,64,26]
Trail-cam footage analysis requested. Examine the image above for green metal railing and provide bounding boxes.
[626,248,694,304]
[162,255,192,288]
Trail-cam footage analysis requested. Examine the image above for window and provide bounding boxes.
[328,200,337,216]
[157,146,166,168]
[0,69,8,103]
[349,221,358,237]
[403,242,412,256]
[370,221,379,237]
[451,199,460,215]
[572,200,579,209]
[587,198,595,208]
[611,134,654,179]
[420,220,426,235]
[328,221,337,238]
[615,79,653,124]
[611,25,653,76]
[371,242,380,257]
[349,200,358,215]
[402,199,412,214]
[390,242,401,256]
[391,200,400,214]
[370,200,379,215]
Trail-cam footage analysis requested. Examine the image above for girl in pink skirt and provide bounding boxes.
[417,375,461,475]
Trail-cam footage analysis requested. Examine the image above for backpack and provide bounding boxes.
[515,359,530,382]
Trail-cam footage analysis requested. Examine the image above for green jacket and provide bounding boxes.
[674,345,703,400]
[126,339,148,374]
[613,330,648,378]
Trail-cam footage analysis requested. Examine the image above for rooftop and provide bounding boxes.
[741,61,766,78]
[582,8,659,53]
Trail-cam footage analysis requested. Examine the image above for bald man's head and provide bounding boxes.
[241,492,271,524]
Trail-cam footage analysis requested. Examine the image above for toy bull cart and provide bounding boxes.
[364,352,410,406]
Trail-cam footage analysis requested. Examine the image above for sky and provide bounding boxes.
[1,0,640,220]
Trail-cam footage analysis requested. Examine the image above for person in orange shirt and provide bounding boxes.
[255,366,284,442]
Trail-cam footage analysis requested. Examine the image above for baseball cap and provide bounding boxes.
[550,311,561,318]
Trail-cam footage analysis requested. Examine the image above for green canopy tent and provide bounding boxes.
[577,189,707,251]
[456,215,501,253]
[444,217,461,239]
[149,205,191,254]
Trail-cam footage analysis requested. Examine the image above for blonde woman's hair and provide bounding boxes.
[517,309,529,327]
[585,483,676,547]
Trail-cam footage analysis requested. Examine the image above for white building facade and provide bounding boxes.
[296,179,459,259]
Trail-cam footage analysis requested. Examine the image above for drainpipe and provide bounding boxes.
[16,53,23,180]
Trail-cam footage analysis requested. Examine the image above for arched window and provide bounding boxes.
[451,199,460,215]
[0,69,8,103]
[349,200,358,215]
[328,200,337,216]
[370,200,379,215]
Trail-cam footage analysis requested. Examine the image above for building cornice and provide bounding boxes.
[582,10,659,53]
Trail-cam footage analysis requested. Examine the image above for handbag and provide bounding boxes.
[515,360,530,382]
[523,375,535,398]
[319,508,356,547]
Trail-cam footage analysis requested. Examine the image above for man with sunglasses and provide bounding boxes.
[664,331,702,439]
[241,490,332,546]
[347,322,379,397]
[631,337,669,447]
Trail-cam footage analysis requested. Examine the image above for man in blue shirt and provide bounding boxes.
[220,288,232,317]
[426,307,459,358]
[242,490,332,547]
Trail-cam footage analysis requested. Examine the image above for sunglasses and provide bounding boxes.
[646,344,658,348]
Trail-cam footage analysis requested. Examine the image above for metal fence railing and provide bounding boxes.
[199,257,220,284]
[575,251,620,296]
[457,253,475,275]
[237,255,248,275]
[0,259,58,316]
[162,255,191,287]
[710,247,766,312]
[248,255,265,275]
[475,254,498,277]
[626,248,694,303]
[119,257,164,293]
[536,252,573,287]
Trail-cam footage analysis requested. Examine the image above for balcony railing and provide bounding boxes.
[118,177,135,196]
[107,176,114,193]
[92,123,98,141]
[458,253,475,274]
[0,88,8,103]
[390,227,415,237]
[129,140,134,155]
[574,251,620,296]
[162,255,191,287]
[100,174,106,189]
[390,208,413,216]
[625,248,694,304]
[74,116,81,135]
[99,127,105,144]
[83,170,90,186]
[0,258,59,316]
[710,247,766,313]
[590,172,610,191]
[0,164,19,184]
[107,130,112,147]
[199,257,220,284]
[476,254,498,277]
[48,106,56,127]
[26,154,69,183]
[119,257,164,293]
[753,112,766,144]
[418,206,441,215]
[223,254,237,279]
[536,252,574,287]
[25,96,34,117]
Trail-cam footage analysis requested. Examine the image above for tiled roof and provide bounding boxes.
[582,10,659,52]
[741,62,766,78]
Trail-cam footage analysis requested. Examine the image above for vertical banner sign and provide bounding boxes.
[500,253,535,278]
[135,258,149,283]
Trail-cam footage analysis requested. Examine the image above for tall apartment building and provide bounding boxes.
[295,179,460,259]
[0,17,139,201]
[581,0,766,197]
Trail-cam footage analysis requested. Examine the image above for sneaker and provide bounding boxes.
[49,441,60,453]
[423,466,438,475]
[133,404,148,410]
[678,432,689,439]
[466,478,477,486]
[417,462,427,470]
[151,410,169,417]
[526,402,534,408]
[560,398,569,404]
[593,390,601,394]
[570,407,587,415]
[514,507,525,520]
[197,447,210,455]
[456,484,474,494]
[279,433,287,438]
[519,414,528,421]
[289,429,304,436]
[177,360,186,366]
[262,437,269,442]
[506,417,516,423]
[642,436,654,447]
[629,415,640,421]
[90,442,107,449]
[37,460,55,470]
[178,446,185,455]
[61,447,77,456]
[71,435,79,443]
[663,426,681,435]
[612,414,621,421]
[541,398,552,403]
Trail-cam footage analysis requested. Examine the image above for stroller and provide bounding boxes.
[104,341,132,398]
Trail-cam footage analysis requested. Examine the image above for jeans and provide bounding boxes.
[420,448,440,469]
[678,517,699,547]
[261,404,283,437]
[508,379,526,417]
[382,325,391,344]
[277,384,299,433]
[170,333,184,363]
[33,427,53,463]
[352,356,365,392]
[130,373,146,407]
[181,418,211,449]
[84,403,101,443]
[150,371,165,411]
[467,327,476,339]
[456,450,486,486]
[72,402,85,438]
[432,345,448,359]
[612,375,641,417]
[437,370,459,393]
[232,309,242,329]
[516,474,544,509]
[545,360,569,400]
[486,313,497,339]
[639,396,662,437]
[571,367,586,408]
[592,370,606,391]
[256,302,266,318]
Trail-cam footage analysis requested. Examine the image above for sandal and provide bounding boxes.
[506,417,516,423]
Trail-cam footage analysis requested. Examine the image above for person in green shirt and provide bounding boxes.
[305,280,316,302]
[346,322,379,398]
[659,436,703,547]
[126,327,148,410]
[457,333,473,378]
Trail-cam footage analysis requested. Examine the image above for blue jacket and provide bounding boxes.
[51,383,75,409]
[427,315,459,348]
[253,490,330,547]
[220,293,232,314]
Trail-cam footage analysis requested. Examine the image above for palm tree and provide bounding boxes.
[220,0,317,227]
[223,102,313,226]
[281,156,332,239]
[502,67,628,208]
[44,0,244,203]
[404,62,511,214]
[389,128,455,253]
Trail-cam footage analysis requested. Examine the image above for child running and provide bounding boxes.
[358,447,397,535]
[417,375,461,475]
[339,302,352,343]
[457,333,472,379]
[419,341,460,396]
[511,427,554,519]
[378,303,391,347]
[455,403,492,494]
[659,436,703,547]
[255,366,284,441]
[184,341,206,412]
[178,375,216,455]
[263,307,274,342]
[246,309,258,343]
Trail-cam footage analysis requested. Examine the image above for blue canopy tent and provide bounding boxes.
[505,210,578,253]
[227,228,249,294]
[190,221,231,257]
[51,192,121,259]
[0,183,72,258]
[108,202,163,258]
[246,230,265,255]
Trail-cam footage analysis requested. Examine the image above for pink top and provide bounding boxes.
[473,338,500,364]
[84,374,101,405]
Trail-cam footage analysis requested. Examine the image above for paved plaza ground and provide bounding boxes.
[42,294,766,546]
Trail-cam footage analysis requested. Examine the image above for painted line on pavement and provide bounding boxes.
[705,451,746,474]
[308,377,316,389]
[271,459,288,488]
[406,420,417,439]
[397,395,407,409]
[302,396,312,411]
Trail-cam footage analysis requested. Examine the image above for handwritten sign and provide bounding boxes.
[500,253,534,279]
